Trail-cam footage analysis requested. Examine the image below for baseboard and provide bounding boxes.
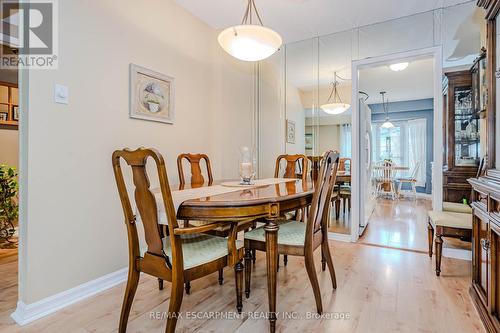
[11,267,128,326]
[328,232,352,242]
[442,247,472,261]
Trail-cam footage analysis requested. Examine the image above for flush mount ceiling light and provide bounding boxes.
[320,72,350,115]
[380,91,394,128]
[218,0,282,62]
[389,62,409,72]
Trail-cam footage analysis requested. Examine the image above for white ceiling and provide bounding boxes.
[174,0,471,43]
[359,58,434,104]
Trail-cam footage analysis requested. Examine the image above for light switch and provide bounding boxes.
[54,84,69,104]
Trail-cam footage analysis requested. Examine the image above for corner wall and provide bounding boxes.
[20,0,253,304]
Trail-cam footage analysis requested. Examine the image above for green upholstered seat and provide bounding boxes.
[428,211,472,230]
[442,202,472,214]
[141,234,243,269]
[244,221,306,247]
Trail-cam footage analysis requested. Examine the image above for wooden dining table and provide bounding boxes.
[173,179,314,332]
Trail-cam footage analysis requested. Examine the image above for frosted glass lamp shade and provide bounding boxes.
[320,102,350,115]
[218,25,282,62]
[381,120,395,128]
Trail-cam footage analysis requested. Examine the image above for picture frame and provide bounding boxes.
[305,133,313,149]
[286,119,295,144]
[130,64,175,124]
[12,106,18,121]
[0,112,8,121]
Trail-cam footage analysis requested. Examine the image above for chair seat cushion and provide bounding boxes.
[442,202,472,214]
[161,234,243,269]
[244,221,306,246]
[428,211,472,230]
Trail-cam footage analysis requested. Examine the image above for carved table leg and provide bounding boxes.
[265,218,279,333]
[427,222,434,258]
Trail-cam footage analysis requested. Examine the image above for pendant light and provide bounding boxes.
[320,72,350,115]
[218,0,282,62]
[380,91,394,128]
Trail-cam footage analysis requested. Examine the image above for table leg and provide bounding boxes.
[264,218,279,333]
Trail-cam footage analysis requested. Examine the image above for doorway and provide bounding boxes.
[351,47,443,251]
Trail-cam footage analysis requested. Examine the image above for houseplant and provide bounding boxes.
[0,165,18,242]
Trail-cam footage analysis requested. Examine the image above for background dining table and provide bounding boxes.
[158,178,315,333]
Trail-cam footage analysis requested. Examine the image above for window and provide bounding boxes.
[372,118,427,187]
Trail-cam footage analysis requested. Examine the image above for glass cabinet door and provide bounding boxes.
[453,86,480,167]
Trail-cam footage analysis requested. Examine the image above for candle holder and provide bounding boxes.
[239,146,256,185]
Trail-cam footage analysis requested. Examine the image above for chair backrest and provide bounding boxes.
[112,148,181,272]
[373,160,393,182]
[305,150,339,250]
[339,158,351,172]
[177,153,213,188]
[307,155,322,184]
[275,154,308,181]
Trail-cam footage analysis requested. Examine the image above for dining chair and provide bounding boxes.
[112,148,244,333]
[397,161,420,199]
[274,154,308,266]
[177,153,256,292]
[374,160,396,200]
[244,150,339,314]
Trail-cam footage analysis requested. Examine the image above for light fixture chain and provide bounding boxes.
[241,0,264,26]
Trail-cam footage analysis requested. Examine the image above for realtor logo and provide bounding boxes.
[0,0,58,69]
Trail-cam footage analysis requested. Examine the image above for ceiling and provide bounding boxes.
[174,0,472,43]
[359,58,434,104]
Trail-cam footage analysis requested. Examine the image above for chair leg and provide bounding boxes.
[305,253,323,314]
[218,268,224,285]
[335,199,341,219]
[185,281,191,295]
[118,268,140,333]
[284,254,288,267]
[398,181,402,198]
[412,182,417,199]
[158,278,164,291]
[322,239,337,289]
[427,222,433,258]
[234,261,244,313]
[321,246,326,271]
[252,249,256,265]
[435,235,443,277]
[165,272,184,333]
[244,249,252,298]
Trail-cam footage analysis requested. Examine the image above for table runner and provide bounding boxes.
[150,178,297,225]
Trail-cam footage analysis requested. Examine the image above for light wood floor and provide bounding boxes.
[360,198,471,252]
[0,240,484,333]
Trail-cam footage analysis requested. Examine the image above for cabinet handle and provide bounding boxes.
[481,238,491,251]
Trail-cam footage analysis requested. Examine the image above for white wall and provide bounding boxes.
[0,129,18,168]
[20,0,253,304]
[285,84,305,155]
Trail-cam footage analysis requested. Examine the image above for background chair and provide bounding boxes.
[244,150,339,314]
[374,160,396,200]
[112,148,244,333]
[397,161,420,199]
[177,153,256,292]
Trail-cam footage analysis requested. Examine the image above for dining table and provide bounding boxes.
[155,178,314,333]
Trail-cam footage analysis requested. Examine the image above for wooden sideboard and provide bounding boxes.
[469,170,500,332]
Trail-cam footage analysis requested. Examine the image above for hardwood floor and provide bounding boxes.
[0,240,483,333]
[360,198,471,252]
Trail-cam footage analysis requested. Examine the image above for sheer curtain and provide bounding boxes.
[407,119,426,186]
[340,124,352,158]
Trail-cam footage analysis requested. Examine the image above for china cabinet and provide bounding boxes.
[443,71,479,202]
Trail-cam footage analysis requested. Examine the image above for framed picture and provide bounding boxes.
[12,106,18,121]
[286,119,295,144]
[130,64,175,124]
[305,133,313,149]
[0,112,7,121]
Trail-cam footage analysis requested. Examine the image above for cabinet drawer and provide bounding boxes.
[473,189,489,213]
[490,195,500,225]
